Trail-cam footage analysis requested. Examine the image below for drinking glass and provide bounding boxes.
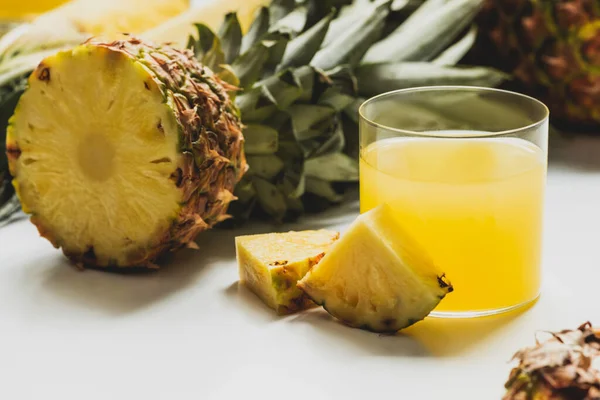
[359,86,549,317]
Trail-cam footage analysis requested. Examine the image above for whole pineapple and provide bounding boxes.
[504,322,600,399]
[476,0,600,129]
[6,36,246,268]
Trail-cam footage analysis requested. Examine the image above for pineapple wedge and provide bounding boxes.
[298,204,453,333]
[236,230,340,315]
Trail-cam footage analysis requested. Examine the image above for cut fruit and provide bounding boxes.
[298,204,453,333]
[6,36,246,268]
[236,229,340,314]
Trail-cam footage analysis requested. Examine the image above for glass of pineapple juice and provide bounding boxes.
[359,86,549,317]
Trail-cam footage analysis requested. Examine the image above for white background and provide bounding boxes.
[2,1,600,399]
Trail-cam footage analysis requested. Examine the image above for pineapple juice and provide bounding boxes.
[359,135,546,314]
[0,0,68,19]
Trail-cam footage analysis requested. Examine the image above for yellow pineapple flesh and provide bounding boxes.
[7,37,246,268]
[236,230,340,314]
[298,204,453,333]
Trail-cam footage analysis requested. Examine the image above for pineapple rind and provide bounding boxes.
[236,230,339,314]
[7,36,246,268]
[298,205,453,333]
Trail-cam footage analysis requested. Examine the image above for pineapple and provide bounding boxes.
[182,0,506,224]
[475,1,600,129]
[297,204,453,333]
[1,0,509,268]
[6,36,246,268]
[236,229,339,314]
[1,0,507,227]
[503,322,600,399]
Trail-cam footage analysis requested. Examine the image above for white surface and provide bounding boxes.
[1,133,600,400]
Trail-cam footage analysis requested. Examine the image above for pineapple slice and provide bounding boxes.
[298,204,453,333]
[236,230,340,314]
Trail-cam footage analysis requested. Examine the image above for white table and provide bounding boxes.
[0,133,599,399]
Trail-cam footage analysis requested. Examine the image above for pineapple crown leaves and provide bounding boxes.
[187,4,363,223]
[185,0,506,223]
[363,0,486,63]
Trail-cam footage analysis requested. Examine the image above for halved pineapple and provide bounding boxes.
[236,230,340,314]
[298,204,453,333]
[6,36,246,268]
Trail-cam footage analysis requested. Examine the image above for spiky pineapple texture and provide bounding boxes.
[188,0,506,224]
[7,35,246,268]
[475,0,600,129]
[504,322,600,400]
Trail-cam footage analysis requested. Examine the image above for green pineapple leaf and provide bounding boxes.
[311,0,391,70]
[231,39,272,88]
[253,177,288,221]
[235,178,258,204]
[241,7,270,54]
[363,0,484,63]
[216,64,241,88]
[189,23,225,72]
[294,65,323,102]
[263,31,291,74]
[313,116,346,157]
[303,0,339,29]
[270,5,309,36]
[288,104,337,137]
[319,65,357,111]
[305,177,344,203]
[392,0,426,11]
[269,0,297,25]
[255,69,303,109]
[218,13,243,64]
[356,62,507,97]
[247,155,285,180]
[278,10,335,71]
[322,0,379,47]
[343,97,364,124]
[433,25,478,66]
[243,124,279,155]
[236,86,278,122]
[276,116,306,198]
[305,153,359,182]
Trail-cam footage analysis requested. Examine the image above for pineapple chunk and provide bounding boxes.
[298,204,453,333]
[236,230,340,315]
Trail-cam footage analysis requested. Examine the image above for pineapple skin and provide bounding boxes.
[6,36,247,268]
[298,205,453,334]
[503,322,600,400]
[236,230,339,315]
[475,1,600,128]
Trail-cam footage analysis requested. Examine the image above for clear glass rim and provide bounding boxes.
[358,85,550,138]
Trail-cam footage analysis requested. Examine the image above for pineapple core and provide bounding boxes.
[8,46,182,266]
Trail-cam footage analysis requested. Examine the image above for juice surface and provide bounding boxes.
[359,136,546,314]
